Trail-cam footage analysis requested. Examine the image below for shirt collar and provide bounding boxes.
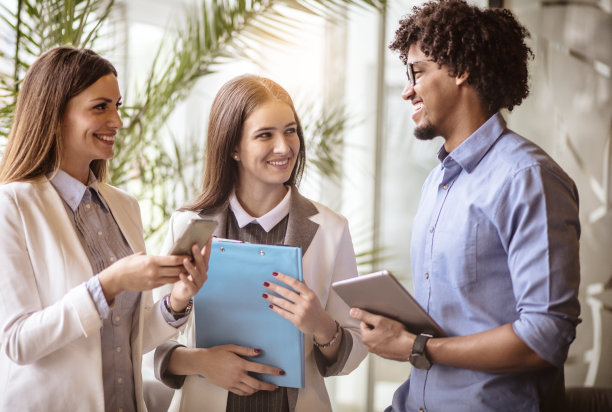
[439,112,506,173]
[50,169,104,212]
[229,187,291,232]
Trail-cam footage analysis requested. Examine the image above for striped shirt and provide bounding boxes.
[51,169,188,412]
[51,170,138,412]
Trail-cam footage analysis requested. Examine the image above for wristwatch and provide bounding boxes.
[164,294,193,320]
[409,333,433,370]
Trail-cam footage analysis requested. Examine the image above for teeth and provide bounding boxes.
[414,102,423,111]
[268,159,289,166]
[94,134,114,142]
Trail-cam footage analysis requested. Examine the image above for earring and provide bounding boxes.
[233,154,239,160]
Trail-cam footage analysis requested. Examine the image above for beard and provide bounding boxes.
[414,121,439,141]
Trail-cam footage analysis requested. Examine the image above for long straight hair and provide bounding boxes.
[0,46,117,183]
[183,74,306,213]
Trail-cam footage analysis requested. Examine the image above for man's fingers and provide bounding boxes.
[350,308,379,326]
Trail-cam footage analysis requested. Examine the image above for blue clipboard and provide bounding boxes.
[194,239,305,388]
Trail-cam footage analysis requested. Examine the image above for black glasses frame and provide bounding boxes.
[406,59,434,86]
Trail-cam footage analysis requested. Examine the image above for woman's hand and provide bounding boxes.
[262,272,339,353]
[98,253,189,304]
[168,345,282,396]
[169,236,212,312]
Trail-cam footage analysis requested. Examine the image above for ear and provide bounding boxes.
[456,71,469,86]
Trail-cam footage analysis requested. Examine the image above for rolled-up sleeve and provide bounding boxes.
[496,165,581,367]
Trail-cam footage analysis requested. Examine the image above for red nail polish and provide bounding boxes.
[272,272,278,276]
[254,348,261,354]
[262,293,268,298]
[263,281,270,287]
[269,304,274,309]
[279,370,286,376]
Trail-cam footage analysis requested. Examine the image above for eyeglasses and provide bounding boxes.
[406,59,434,86]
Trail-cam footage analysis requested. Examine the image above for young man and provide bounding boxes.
[350,1,581,411]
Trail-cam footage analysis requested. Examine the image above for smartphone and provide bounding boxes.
[168,218,218,257]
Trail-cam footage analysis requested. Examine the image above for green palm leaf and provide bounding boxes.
[0,0,389,273]
[110,0,386,241]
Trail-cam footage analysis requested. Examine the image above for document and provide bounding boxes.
[193,238,305,388]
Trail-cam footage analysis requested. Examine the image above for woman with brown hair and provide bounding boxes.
[0,46,210,411]
[151,74,367,411]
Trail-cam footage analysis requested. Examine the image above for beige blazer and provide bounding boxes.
[0,178,178,411]
[148,188,368,412]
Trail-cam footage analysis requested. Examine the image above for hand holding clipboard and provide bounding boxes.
[193,239,305,388]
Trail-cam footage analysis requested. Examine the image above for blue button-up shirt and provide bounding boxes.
[391,113,581,412]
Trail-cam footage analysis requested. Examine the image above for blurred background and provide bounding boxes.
[1,0,610,410]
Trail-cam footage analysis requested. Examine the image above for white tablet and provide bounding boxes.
[332,270,446,337]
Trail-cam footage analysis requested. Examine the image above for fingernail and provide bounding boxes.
[272,272,278,276]
[254,348,261,354]
[279,370,286,376]
[269,304,274,309]
[263,281,270,287]
[262,293,268,298]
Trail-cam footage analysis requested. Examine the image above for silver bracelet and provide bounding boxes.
[313,320,341,348]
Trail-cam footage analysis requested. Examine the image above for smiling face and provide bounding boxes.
[59,73,122,183]
[402,44,461,141]
[234,99,300,195]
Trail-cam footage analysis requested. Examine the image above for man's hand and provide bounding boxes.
[350,308,414,361]
[351,310,552,373]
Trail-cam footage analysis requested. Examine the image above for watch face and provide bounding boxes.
[409,353,432,370]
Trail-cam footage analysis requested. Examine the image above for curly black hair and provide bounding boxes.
[389,0,533,113]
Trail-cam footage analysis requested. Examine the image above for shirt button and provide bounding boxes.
[115,346,121,353]
[85,204,91,209]
[98,231,103,236]
[114,316,121,323]
[119,409,124,412]
[425,273,429,279]
[429,226,434,233]
[117,377,123,384]
[109,256,115,263]
[419,409,424,412]
[442,184,448,189]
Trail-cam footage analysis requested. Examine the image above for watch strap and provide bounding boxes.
[409,333,433,370]
[413,333,432,355]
